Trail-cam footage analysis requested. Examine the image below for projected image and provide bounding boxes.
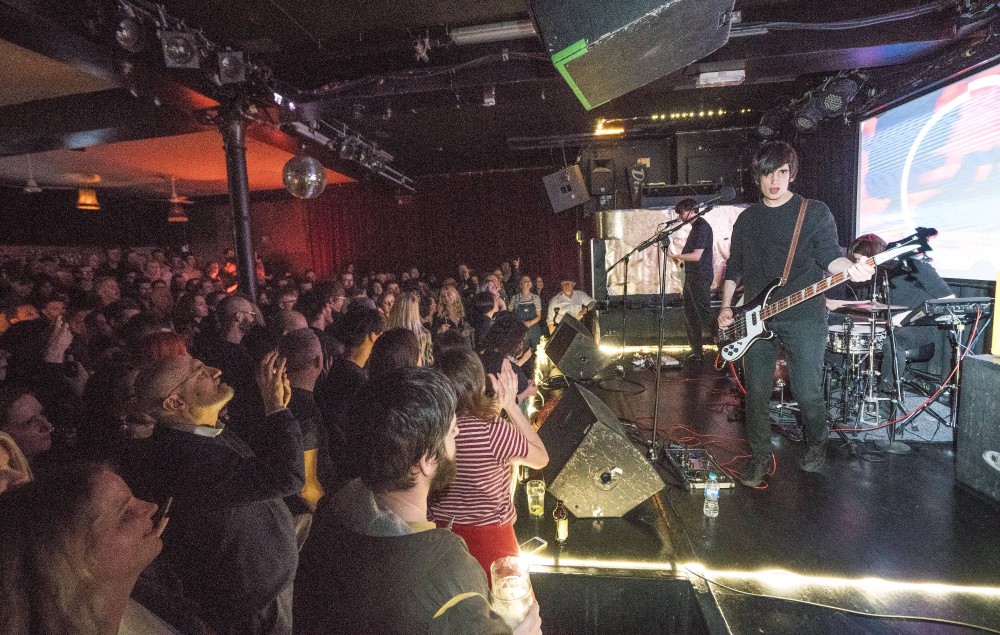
[858,62,1000,281]
[602,206,744,296]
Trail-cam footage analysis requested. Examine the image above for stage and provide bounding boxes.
[515,356,1000,634]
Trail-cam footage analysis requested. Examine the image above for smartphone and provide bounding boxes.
[151,496,173,527]
[519,536,548,555]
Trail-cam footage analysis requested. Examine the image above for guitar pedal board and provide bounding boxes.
[662,444,735,491]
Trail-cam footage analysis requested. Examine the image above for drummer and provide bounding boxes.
[837,234,954,392]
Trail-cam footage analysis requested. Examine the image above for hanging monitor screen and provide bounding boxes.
[857,61,1000,281]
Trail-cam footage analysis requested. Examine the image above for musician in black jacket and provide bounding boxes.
[719,142,874,486]
[670,197,714,363]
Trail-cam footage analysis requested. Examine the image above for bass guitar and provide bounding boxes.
[717,227,937,362]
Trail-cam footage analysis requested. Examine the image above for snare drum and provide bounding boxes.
[827,323,886,355]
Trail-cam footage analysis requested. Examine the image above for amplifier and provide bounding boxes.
[924,297,993,317]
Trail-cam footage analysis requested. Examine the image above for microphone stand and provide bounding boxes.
[875,269,911,454]
[606,217,684,361]
[645,204,715,460]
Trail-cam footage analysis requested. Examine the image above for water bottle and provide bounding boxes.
[703,473,720,518]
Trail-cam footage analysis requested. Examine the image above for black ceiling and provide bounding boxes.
[3,0,997,181]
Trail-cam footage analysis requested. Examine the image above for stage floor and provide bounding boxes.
[516,356,1000,634]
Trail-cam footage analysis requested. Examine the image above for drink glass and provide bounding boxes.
[490,556,533,629]
[526,479,545,517]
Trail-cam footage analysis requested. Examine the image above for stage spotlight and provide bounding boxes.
[217,51,246,84]
[756,111,783,138]
[792,100,823,133]
[115,16,147,53]
[160,31,201,69]
[817,77,860,116]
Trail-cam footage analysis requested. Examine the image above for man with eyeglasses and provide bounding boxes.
[124,350,303,635]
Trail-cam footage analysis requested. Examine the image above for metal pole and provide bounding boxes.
[220,109,258,304]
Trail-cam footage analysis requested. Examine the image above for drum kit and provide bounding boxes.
[823,300,906,430]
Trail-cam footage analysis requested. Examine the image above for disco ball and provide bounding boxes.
[283,155,327,199]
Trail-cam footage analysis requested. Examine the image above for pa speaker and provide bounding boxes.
[538,383,664,517]
[957,354,1000,504]
[531,0,736,109]
[545,314,605,380]
[543,165,591,214]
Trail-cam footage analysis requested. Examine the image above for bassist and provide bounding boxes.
[718,142,874,486]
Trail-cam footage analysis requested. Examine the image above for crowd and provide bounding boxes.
[0,245,591,634]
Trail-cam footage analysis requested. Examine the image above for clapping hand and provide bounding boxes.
[257,350,291,415]
[488,358,520,413]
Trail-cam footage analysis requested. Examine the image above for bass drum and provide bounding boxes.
[827,323,885,355]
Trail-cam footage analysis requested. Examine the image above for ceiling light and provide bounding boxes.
[792,100,824,133]
[167,201,189,222]
[77,188,100,211]
[757,110,787,138]
[450,19,537,45]
[217,50,246,84]
[23,156,42,194]
[115,16,147,53]
[696,69,745,87]
[160,31,201,68]
[594,119,624,136]
[817,77,860,116]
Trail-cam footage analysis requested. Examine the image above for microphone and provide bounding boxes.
[697,185,736,209]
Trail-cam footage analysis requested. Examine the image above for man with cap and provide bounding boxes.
[546,277,596,335]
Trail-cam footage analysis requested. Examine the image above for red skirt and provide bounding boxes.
[434,519,519,583]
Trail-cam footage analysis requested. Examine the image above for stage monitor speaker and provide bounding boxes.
[531,0,736,110]
[957,354,1000,504]
[538,383,665,517]
[543,164,591,214]
[545,314,605,380]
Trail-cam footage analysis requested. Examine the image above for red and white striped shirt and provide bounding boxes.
[429,414,528,526]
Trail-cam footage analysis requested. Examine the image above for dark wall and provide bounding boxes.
[203,171,583,283]
[0,186,201,247]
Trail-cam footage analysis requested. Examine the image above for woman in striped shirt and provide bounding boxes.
[430,348,548,577]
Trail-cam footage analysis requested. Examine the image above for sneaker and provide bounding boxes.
[801,444,826,472]
[739,460,768,487]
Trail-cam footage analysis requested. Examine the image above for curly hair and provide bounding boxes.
[477,310,527,357]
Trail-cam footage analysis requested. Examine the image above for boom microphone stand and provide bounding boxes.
[874,269,911,454]
[644,205,716,460]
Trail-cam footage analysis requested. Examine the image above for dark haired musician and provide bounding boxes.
[670,198,715,363]
[846,234,954,394]
[719,142,875,486]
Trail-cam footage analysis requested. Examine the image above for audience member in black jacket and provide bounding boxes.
[124,350,303,635]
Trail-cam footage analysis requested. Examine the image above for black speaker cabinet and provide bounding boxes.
[532,0,735,109]
[545,314,605,380]
[957,354,1000,504]
[539,383,664,517]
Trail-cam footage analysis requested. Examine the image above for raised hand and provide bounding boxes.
[257,350,291,415]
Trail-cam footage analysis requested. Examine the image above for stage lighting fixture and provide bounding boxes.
[756,111,786,138]
[217,50,246,84]
[817,77,860,116]
[792,100,823,133]
[115,16,146,53]
[160,31,201,69]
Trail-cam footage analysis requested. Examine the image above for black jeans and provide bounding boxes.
[741,318,829,462]
[683,280,712,355]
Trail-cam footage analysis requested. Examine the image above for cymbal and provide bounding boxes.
[837,302,908,314]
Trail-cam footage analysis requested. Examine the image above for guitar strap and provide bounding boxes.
[780,197,809,286]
